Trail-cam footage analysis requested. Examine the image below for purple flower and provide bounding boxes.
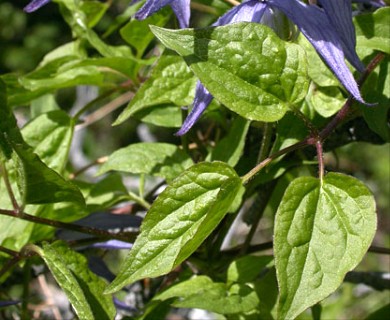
[134,0,190,28]
[24,0,50,12]
[177,0,368,135]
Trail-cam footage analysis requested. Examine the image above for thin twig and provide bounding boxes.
[68,156,108,179]
[0,209,137,243]
[0,163,20,212]
[76,91,134,130]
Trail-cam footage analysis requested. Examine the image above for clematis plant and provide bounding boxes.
[168,0,370,135]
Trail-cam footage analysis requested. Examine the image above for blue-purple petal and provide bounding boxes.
[268,0,366,104]
[135,0,174,21]
[170,0,191,28]
[214,0,268,26]
[176,82,213,136]
[135,0,190,28]
[24,0,50,12]
[90,240,133,250]
[319,0,365,72]
[0,300,20,308]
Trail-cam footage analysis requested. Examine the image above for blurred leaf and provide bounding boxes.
[275,173,377,319]
[227,255,273,286]
[105,162,241,292]
[35,241,115,320]
[151,23,309,122]
[360,55,390,142]
[115,51,196,126]
[133,104,182,128]
[80,0,109,28]
[354,7,390,54]
[154,276,259,314]
[207,117,250,167]
[120,8,171,57]
[98,142,193,182]
[365,303,390,320]
[308,86,345,118]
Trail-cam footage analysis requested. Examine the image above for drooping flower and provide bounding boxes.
[177,0,368,135]
[24,0,50,12]
[134,0,191,28]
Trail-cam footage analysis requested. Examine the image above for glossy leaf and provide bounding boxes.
[275,173,377,319]
[98,142,193,182]
[151,23,309,122]
[105,162,241,293]
[35,241,115,320]
[0,81,83,205]
[114,51,196,126]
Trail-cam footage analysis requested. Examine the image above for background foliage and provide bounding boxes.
[0,1,389,319]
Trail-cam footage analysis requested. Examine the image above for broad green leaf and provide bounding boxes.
[84,173,130,212]
[97,142,193,182]
[120,8,171,57]
[275,173,377,319]
[308,86,345,118]
[56,0,133,58]
[133,104,182,128]
[80,0,109,28]
[360,55,389,142]
[34,241,115,320]
[105,162,241,293]
[19,57,104,92]
[206,116,250,167]
[227,255,273,286]
[154,276,259,315]
[30,94,60,118]
[0,80,83,205]
[22,110,74,172]
[114,51,196,125]
[355,7,390,54]
[151,23,309,122]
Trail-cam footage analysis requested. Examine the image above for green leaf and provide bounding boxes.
[354,7,390,55]
[97,142,193,182]
[56,0,133,58]
[227,255,273,286]
[275,173,377,319]
[0,80,83,205]
[206,116,250,167]
[34,241,115,320]
[154,276,259,315]
[151,23,309,122]
[22,110,74,173]
[360,55,390,142]
[105,162,241,293]
[114,51,196,125]
[120,8,171,57]
[133,104,183,128]
[308,86,345,118]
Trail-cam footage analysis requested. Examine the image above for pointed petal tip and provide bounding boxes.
[23,0,50,12]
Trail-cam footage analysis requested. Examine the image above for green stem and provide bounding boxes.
[257,123,273,163]
[0,163,20,212]
[241,139,309,184]
[127,191,151,210]
[241,52,386,184]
